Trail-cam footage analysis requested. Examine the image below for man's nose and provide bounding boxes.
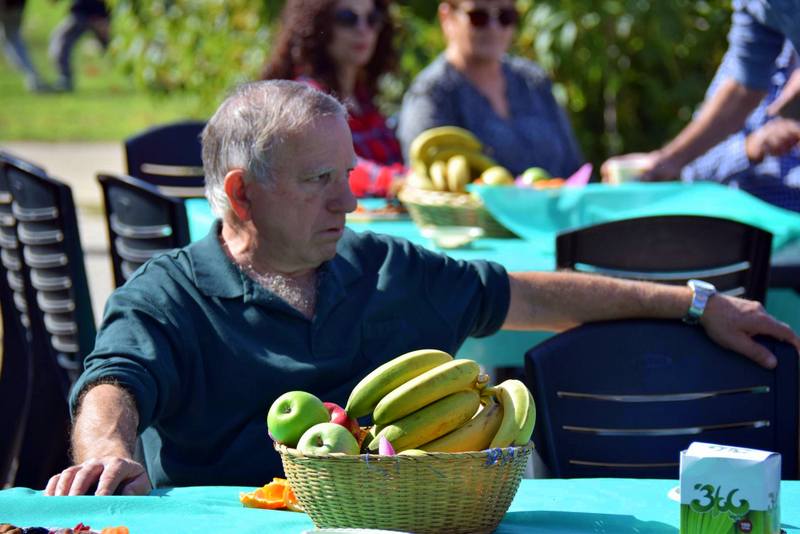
[329,177,358,213]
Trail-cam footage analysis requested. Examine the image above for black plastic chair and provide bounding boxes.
[1,153,96,488]
[98,173,191,288]
[524,319,799,480]
[0,152,34,487]
[556,215,773,302]
[124,120,206,198]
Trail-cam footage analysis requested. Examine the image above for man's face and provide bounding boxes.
[245,114,358,274]
[442,0,516,64]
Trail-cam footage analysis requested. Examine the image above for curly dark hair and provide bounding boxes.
[262,0,397,98]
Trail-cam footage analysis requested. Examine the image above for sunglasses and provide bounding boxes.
[459,6,519,28]
[333,8,385,29]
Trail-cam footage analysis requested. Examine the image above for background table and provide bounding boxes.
[2,479,799,533]
[185,182,800,368]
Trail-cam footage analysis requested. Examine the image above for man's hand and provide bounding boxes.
[44,456,151,496]
[700,294,800,369]
[745,118,800,163]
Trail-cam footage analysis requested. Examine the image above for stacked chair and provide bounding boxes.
[0,151,96,488]
[97,173,191,288]
[124,120,206,198]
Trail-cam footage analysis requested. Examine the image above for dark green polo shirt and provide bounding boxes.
[70,221,510,488]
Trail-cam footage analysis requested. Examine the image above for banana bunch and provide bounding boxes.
[344,349,536,454]
[406,126,499,193]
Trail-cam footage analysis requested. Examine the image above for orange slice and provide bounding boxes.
[240,478,303,512]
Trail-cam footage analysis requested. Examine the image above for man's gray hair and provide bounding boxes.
[202,80,346,217]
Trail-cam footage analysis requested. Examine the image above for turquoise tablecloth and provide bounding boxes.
[183,182,800,367]
[2,479,799,533]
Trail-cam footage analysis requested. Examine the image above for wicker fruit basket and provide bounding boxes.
[398,186,516,238]
[276,441,533,534]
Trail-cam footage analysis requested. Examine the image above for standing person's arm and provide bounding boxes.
[44,383,151,496]
[503,271,800,368]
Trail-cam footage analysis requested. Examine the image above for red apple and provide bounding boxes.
[323,401,361,438]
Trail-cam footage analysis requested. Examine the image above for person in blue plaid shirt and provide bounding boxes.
[602,1,800,212]
[681,41,800,212]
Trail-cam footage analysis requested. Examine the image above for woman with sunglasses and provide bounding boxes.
[397,0,583,179]
[263,0,406,198]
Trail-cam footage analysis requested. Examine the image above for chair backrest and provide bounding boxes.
[98,173,191,288]
[556,215,773,302]
[0,151,93,488]
[524,319,799,480]
[124,120,206,198]
[0,152,34,487]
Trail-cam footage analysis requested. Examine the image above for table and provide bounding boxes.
[184,182,800,368]
[2,479,799,533]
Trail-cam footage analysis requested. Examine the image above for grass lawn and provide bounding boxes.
[0,0,209,141]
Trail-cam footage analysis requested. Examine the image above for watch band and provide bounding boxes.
[683,279,717,325]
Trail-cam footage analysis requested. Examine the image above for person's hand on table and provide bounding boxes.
[745,117,800,163]
[700,293,800,369]
[45,456,151,496]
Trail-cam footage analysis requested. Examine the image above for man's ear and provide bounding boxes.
[224,169,251,222]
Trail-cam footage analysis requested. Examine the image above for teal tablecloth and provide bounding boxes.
[183,182,800,368]
[2,479,800,533]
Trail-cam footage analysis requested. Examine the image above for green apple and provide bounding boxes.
[519,167,551,187]
[267,391,330,447]
[296,422,361,455]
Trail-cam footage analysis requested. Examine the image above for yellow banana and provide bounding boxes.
[489,379,535,448]
[409,126,482,166]
[406,170,436,190]
[513,387,536,446]
[446,155,471,193]
[419,394,504,453]
[368,389,481,452]
[373,359,481,425]
[429,160,449,191]
[429,147,496,174]
[345,349,453,418]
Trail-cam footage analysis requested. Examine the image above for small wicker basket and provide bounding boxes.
[276,442,532,534]
[397,186,516,238]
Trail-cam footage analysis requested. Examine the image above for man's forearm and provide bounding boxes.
[503,271,691,331]
[71,383,140,463]
[659,79,765,169]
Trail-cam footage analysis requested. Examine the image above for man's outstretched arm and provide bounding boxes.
[45,382,151,496]
[503,271,800,369]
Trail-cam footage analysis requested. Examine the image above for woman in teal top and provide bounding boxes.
[396,0,583,178]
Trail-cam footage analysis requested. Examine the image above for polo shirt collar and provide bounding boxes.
[188,221,364,301]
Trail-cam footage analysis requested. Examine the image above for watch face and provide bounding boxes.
[689,279,716,293]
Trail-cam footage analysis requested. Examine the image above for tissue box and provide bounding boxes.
[680,442,781,533]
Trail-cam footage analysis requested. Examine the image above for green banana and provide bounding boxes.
[368,389,481,452]
[446,155,471,193]
[419,394,504,453]
[373,359,481,425]
[345,349,453,419]
[429,160,448,191]
[409,126,482,166]
[489,379,535,448]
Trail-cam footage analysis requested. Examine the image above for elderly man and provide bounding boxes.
[46,80,799,497]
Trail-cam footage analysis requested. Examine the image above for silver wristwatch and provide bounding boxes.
[683,279,717,324]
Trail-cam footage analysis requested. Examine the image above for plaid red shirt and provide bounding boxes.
[296,76,406,197]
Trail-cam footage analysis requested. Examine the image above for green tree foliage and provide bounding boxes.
[107,0,732,164]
